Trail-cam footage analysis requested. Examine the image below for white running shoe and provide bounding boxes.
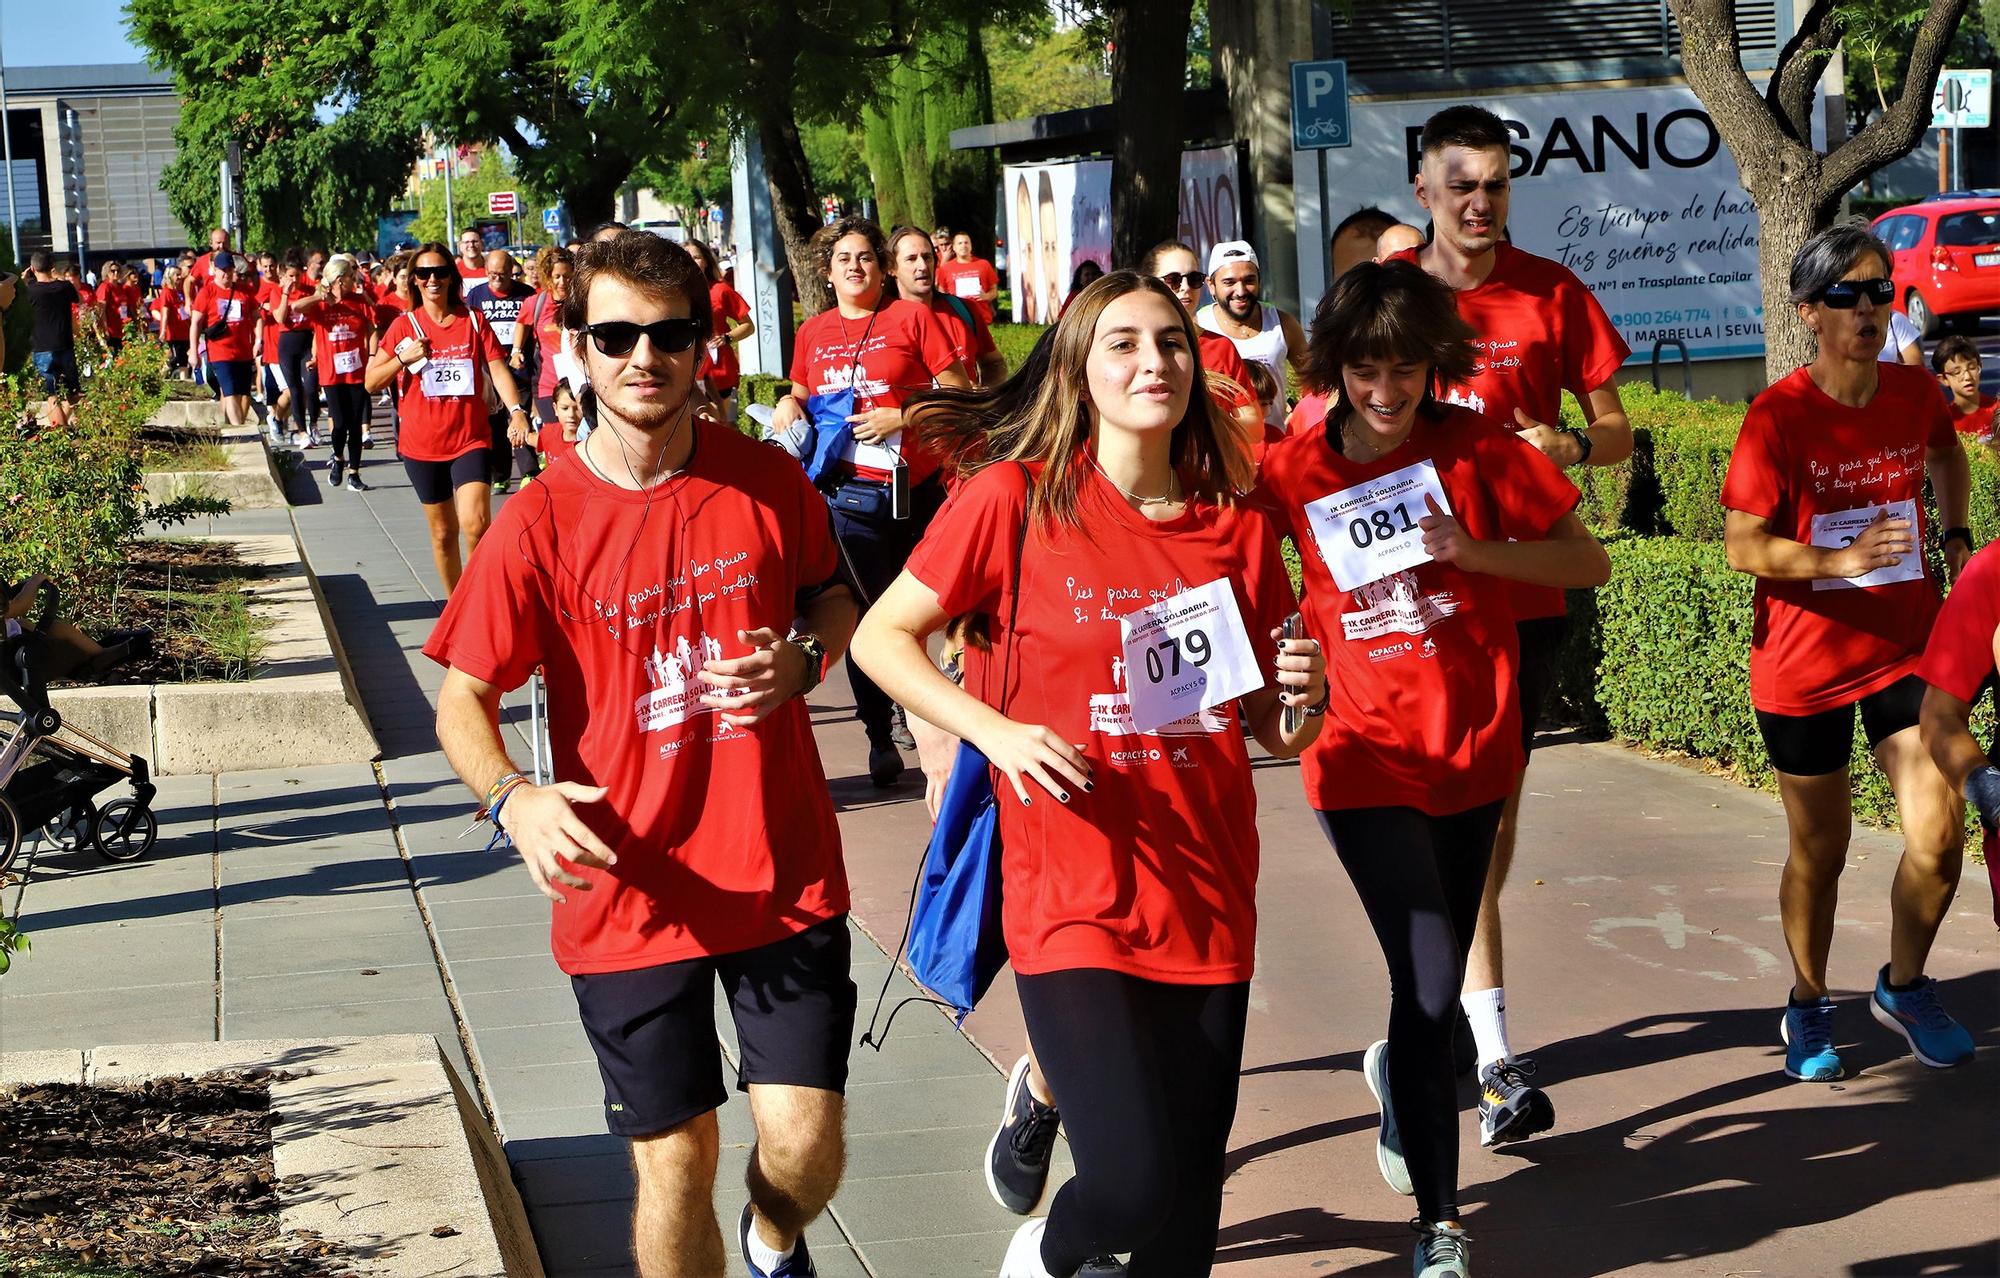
[999,1219,1054,1278]
[1363,1039,1413,1196]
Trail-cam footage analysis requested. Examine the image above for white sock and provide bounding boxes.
[745,1213,793,1274]
[1462,986,1511,1068]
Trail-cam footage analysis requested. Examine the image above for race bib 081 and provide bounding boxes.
[1303,459,1454,591]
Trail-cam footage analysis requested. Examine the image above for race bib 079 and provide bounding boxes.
[1119,578,1264,736]
[421,357,476,398]
[1810,498,1924,591]
[1303,459,1454,591]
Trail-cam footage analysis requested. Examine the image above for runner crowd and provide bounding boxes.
[26,101,1994,1278]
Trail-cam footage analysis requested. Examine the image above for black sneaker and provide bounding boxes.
[346,474,366,493]
[868,744,904,788]
[738,1202,815,1277]
[328,458,344,487]
[986,1055,1060,1214]
[1477,1057,1555,1147]
[889,705,917,751]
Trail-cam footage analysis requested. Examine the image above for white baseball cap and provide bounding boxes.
[1207,240,1259,275]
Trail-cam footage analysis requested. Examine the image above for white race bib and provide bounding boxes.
[332,347,364,375]
[1810,498,1924,590]
[421,357,475,398]
[1303,459,1454,591]
[492,319,517,347]
[1119,579,1264,736]
[221,298,242,323]
[953,275,981,298]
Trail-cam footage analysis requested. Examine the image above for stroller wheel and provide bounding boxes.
[91,799,156,863]
[0,795,21,876]
[41,807,87,852]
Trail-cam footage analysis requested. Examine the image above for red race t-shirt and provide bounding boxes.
[906,461,1294,983]
[1721,363,1958,716]
[706,280,752,394]
[1950,394,1998,438]
[191,281,261,363]
[258,280,313,364]
[1261,406,1578,813]
[936,256,999,325]
[99,282,139,335]
[526,292,566,400]
[926,295,1000,384]
[303,296,375,385]
[1918,542,2000,702]
[455,257,487,282]
[381,307,505,462]
[423,424,847,974]
[154,289,191,342]
[790,298,960,484]
[1392,242,1630,622]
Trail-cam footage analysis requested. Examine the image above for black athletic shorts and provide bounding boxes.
[571,914,857,1138]
[400,450,490,504]
[1515,616,1570,755]
[1755,672,1924,777]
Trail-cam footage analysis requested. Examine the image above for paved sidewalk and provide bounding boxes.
[3,438,1995,1276]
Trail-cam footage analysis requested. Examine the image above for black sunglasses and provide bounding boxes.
[410,265,454,281]
[582,318,705,357]
[1818,278,1895,308]
[1157,271,1203,291]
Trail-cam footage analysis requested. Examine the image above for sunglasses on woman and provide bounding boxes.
[410,265,455,281]
[1157,271,1203,291]
[582,318,705,357]
[1817,278,1895,308]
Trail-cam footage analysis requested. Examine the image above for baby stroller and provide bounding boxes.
[0,580,158,874]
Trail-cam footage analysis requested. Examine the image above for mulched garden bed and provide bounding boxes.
[68,541,263,686]
[0,1071,347,1277]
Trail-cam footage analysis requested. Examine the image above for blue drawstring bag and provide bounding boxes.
[800,385,856,485]
[860,463,1030,1045]
[903,742,1009,1023]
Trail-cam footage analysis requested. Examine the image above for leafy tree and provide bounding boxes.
[1671,0,1970,378]
[129,0,419,247]
[926,17,998,252]
[1839,0,1996,137]
[802,122,874,210]
[407,148,554,244]
[987,18,1112,120]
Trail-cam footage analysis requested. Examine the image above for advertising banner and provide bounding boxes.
[1296,84,1824,362]
[1004,145,1242,324]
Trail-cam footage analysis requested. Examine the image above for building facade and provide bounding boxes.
[2,62,183,265]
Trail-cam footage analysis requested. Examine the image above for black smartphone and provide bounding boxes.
[1281,612,1304,735]
[891,457,911,521]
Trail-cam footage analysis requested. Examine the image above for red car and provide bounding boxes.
[1872,197,2000,336]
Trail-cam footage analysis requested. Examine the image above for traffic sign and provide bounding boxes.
[543,207,562,232]
[1290,59,1351,150]
[1933,69,1992,129]
[488,190,519,216]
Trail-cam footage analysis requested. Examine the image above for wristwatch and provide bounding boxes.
[1560,425,1594,465]
[1943,526,1976,551]
[788,633,827,696]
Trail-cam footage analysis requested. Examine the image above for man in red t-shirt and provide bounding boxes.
[454,229,487,282]
[888,225,1006,385]
[190,252,264,427]
[428,232,860,1278]
[186,227,231,291]
[1400,105,1637,1121]
[935,232,1000,326]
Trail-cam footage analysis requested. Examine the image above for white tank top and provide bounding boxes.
[1198,303,1291,427]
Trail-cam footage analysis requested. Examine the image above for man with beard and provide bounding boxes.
[889,225,1006,387]
[467,250,537,487]
[1196,241,1307,431]
[429,232,859,1278]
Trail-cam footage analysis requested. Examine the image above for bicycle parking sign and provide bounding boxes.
[1291,60,1351,151]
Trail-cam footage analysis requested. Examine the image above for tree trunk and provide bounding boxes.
[1109,0,1194,271]
[1750,179,1820,378]
[759,105,829,316]
[562,164,624,234]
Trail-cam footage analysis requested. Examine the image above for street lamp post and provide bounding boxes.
[0,48,20,262]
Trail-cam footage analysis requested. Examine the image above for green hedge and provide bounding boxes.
[736,372,788,437]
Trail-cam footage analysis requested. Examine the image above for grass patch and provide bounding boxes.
[140,437,228,473]
[73,540,269,684]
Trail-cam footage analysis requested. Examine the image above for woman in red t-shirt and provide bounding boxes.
[363,242,532,595]
[281,257,376,492]
[770,217,972,787]
[850,272,1329,1278]
[1258,260,1607,1273]
[1721,223,1975,1083]
[685,240,755,420]
[152,266,193,375]
[511,246,575,448]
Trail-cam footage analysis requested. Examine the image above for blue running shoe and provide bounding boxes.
[1871,966,1975,1068]
[739,1203,816,1278]
[1780,996,1843,1081]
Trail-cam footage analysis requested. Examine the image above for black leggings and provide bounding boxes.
[1315,801,1504,1224]
[278,330,314,433]
[324,383,367,472]
[1017,969,1249,1277]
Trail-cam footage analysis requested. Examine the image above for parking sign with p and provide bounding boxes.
[1291,60,1351,150]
